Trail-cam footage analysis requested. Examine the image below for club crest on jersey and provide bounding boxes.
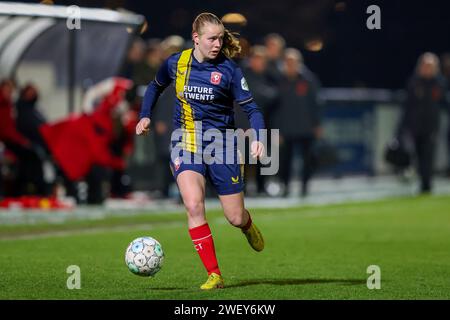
[210,72,222,85]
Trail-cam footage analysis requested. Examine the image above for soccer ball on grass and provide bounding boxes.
[125,236,164,277]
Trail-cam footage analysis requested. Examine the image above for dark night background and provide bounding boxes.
[8,0,450,89]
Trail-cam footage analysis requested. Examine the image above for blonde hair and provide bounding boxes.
[192,12,241,58]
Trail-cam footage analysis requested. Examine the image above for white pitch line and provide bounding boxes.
[0,221,185,241]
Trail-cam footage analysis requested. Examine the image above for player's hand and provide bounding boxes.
[136,117,151,135]
[251,141,265,159]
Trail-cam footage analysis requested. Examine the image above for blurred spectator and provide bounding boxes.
[399,52,448,193]
[244,46,279,126]
[440,52,450,176]
[0,79,47,196]
[160,35,185,59]
[133,38,163,86]
[273,48,322,197]
[0,80,21,198]
[15,84,50,195]
[125,39,163,117]
[16,84,48,152]
[109,97,140,198]
[119,37,146,80]
[236,45,279,195]
[441,52,450,83]
[264,33,286,83]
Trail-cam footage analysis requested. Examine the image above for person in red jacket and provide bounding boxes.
[39,78,132,202]
[0,80,31,148]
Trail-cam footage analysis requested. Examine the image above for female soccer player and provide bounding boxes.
[136,12,265,290]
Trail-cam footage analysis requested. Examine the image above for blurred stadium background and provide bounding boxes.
[0,0,449,300]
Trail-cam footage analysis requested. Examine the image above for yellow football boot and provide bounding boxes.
[243,223,265,252]
[200,272,224,290]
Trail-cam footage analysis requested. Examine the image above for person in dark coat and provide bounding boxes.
[440,53,450,176]
[119,38,145,81]
[264,33,285,84]
[235,45,278,195]
[272,48,322,197]
[399,52,448,193]
[15,84,50,195]
[133,39,163,87]
[15,84,48,149]
[0,79,46,196]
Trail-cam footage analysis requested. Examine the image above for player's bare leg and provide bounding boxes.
[177,170,224,289]
[177,170,207,229]
[219,192,265,252]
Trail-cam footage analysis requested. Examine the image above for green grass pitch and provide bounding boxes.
[0,195,449,299]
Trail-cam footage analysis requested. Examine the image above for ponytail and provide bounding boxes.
[222,29,241,58]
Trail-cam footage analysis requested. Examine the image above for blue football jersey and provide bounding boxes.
[140,48,265,153]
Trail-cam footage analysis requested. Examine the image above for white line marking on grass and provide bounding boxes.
[0,221,185,241]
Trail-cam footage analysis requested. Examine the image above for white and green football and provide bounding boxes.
[125,237,164,277]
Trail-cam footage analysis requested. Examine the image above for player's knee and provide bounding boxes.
[225,209,246,227]
[184,200,205,218]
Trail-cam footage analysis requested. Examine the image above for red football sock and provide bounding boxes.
[189,223,221,275]
[241,210,252,231]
